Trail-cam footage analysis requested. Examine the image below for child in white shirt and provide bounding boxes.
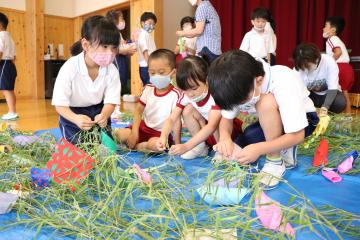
[323,16,354,113]
[174,16,197,58]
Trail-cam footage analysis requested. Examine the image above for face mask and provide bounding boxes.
[188,0,197,6]
[88,50,115,67]
[183,25,193,31]
[253,26,264,32]
[117,21,125,30]
[237,80,260,111]
[144,23,153,33]
[190,87,208,103]
[322,31,330,38]
[150,71,173,89]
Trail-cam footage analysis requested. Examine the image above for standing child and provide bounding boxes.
[323,16,354,113]
[157,56,242,159]
[52,16,121,144]
[174,17,197,57]
[137,12,157,85]
[0,12,18,120]
[113,49,181,152]
[208,50,318,189]
[240,8,275,65]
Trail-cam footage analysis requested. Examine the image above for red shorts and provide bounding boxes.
[206,118,243,146]
[129,121,173,145]
[338,63,355,91]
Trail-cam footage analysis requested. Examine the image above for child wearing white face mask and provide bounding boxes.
[240,8,275,65]
[207,50,318,189]
[52,15,121,144]
[113,49,182,152]
[174,16,197,58]
[137,12,157,86]
[156,56,243,159]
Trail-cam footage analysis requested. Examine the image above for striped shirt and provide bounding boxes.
[195,0,222,55]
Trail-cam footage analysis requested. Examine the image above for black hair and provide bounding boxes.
[251,7,269,20]
[292,43,321,71]
[176,56,209,90]
[148,49,176,69]
[326,16,345,35]
[70,40,83,56]
[106,9,123,25]
[81,15,120,46]
[180,16,196,29]
[0,12,9,29]
[208,50,265,110]
[140,12,157,24]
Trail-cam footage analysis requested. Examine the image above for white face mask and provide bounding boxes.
[183,24,193,31]
[190,87,208,103]
[150,70,174,89]
[253,26,265,32]
[237,80,260,111]
[322,31,330,38]
[188,0,197,6]
[117,21,125,30]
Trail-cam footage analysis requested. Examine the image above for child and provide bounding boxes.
[137,12,157,85]
[0,12,18,120]
[323,16,354,113]
[293,43,346,116]
[52,15,121,144]
[174,17,197,57]
[208,50,318,188]
[113,49,181,152]
[240,8,275,65]
[156,56,242,159]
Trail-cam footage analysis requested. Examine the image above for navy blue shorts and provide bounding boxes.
[139,66,150,85]
[59,102,113,144]
[114,54,129,94]
[235,112,319,148]
[0,60,17,90]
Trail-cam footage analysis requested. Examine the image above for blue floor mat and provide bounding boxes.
[1,127,359,239]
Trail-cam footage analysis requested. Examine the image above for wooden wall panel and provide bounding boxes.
[44,15,74,59]
[0,7,31,98]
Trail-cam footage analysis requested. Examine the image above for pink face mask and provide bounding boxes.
[88,51,115,67]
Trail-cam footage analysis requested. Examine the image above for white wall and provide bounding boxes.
[44,0,74,17]
[74,0,128,17]
[163,0,195,50]
[0,0,26,11]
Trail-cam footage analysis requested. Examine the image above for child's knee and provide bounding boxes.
[182,105,194,118]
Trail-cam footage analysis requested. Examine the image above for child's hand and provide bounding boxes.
[94,113,107,128]
[156,137,167,151]
[213,139,234,157]
[126,132,139,149]
[233,144,260,165]
[176,30,183,37]
[75,115,95,130]
[169,144,189,155]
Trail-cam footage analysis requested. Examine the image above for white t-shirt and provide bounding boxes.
[52,51,121,107]
[239,28,275,58]
[176,92,220,120]
[0,31,16,60]
[222,59,315,134]
[177,37,197,54]
[139,85,181,131]
[137,29,156,67]
[296,54,341,95]
[326,36,350,63]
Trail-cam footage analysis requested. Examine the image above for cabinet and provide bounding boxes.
[44,60,66,99]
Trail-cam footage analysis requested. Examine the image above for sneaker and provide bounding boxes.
[1,112,19,120]
[281,145,298,169]
[180,142,208,160]
[259,160,285,189]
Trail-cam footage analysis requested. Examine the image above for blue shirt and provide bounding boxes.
[195,0,222,55]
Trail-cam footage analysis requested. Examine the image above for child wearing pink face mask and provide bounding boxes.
[52,15,121,144]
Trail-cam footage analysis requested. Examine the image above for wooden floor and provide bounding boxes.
[0,98,358,132]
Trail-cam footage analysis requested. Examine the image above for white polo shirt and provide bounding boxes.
[326,36,350,63]
[176,92,220,120]
[52,51,121,107]
[139,85,181,131]
[137,29,156,67]
[240,28,275,58]
[222,59,315,134]
[296,54,341,95]
[0,31,16,60]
